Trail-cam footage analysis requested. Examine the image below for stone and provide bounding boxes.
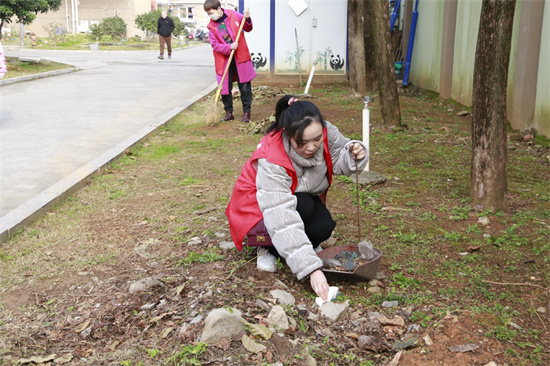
[367,311,383,321]
[381,300,399,308]
[358,170,387,186]
[536,307,546,313]
[187,236,202,246]
[200,307,245,344]
[320,301,349,321]
[358,335,391,352]
[477,216,490,226]
[219,241,235,250]
[129,277,162,293]
[483,362,498,366]
[367,286,382,294]
[270,289,295,306]
[265,305,289,331]
[457,111,470,117]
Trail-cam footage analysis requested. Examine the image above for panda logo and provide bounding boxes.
[251,52,267,69]
[330,54,345,70]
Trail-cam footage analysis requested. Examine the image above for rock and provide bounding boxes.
[381,300,399,308]
[457,110,470,117]
[536,307,546,313]
[358,170,387,186]
[187,236,202,246]
[477,216,490,226]
[305,352,317,366]
[321,235,337,248]
[270,289,295,306]
[375,271,387,280]
[265,305,289,331]
[190,315,203,324]
[367,311,383,321]
[423,334,433,346]
[358,335,391,352]
[200,307,245,344]
[367,286,382,294]
[307,312,320,321]
[483,362,498,366]
[134,238,158,258]
[129,277,162,293]
[320,300,349,321]
[219,241,235,250]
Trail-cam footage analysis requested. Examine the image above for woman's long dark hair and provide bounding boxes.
[266,95,326,146]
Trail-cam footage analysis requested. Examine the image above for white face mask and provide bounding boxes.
[209,10,221,21]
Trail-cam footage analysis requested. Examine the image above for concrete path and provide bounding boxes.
[0,45,217,241]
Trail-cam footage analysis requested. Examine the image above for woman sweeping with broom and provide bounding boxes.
[204,0,256,123]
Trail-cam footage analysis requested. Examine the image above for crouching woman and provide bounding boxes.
[225,95,368,300]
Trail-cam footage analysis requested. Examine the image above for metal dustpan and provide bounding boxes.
[317,245,382,281]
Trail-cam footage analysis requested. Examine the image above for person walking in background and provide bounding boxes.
[0,41,7,79]
[225,95,368,301]
[204,0,256,122]
[157,11,175,60]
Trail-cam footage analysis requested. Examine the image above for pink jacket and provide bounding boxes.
[207,8,256,95]
[0,42,7,78]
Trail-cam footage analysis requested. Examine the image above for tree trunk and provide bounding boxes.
[348,0,368,95]
[364,1,376,91]
[370,0,401,126]
[470,0,516,211]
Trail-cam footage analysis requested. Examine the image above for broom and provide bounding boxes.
[205,8,249,126]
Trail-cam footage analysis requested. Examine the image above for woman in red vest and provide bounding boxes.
[204,0,256,122]
[226,95,368,301]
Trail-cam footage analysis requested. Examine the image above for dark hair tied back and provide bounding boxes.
[266,95,325,146]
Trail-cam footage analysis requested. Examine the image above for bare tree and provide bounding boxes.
[470,0,516,211]
[370,0,401,126]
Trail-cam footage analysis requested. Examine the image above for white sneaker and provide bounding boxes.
[257,247,277,272]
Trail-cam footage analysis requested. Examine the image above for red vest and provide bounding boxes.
[225,129,333,250]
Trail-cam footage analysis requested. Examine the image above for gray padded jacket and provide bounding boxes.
[255,121,368,280]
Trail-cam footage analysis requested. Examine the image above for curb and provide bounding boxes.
[0,67,78,86]
[0,80,218,243]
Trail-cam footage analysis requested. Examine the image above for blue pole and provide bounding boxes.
[403,0,419,86]
[390,0,402,34]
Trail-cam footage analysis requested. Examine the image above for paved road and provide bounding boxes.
[0,45,216,239]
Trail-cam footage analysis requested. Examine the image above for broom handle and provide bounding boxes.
[213,8,250,103]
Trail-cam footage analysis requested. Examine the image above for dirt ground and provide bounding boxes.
[0,79,548,366]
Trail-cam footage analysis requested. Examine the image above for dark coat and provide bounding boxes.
[157,16,175,37]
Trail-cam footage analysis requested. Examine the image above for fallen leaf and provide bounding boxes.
[74,320,90,333]
[378,315,405,326]
[214,338,231,350]
[54,353,74,364]
[17,354,57,364]
[242,334,266,354]
[174,285,185,296]
[242,320,272,340]
[160,327,174,339]
[108,340,120,351]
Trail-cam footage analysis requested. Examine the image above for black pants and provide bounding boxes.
[268,193,336,258]
[221,58,252,114]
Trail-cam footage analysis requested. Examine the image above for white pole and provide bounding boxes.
[362,107,370,171]
[304,65,315,95]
